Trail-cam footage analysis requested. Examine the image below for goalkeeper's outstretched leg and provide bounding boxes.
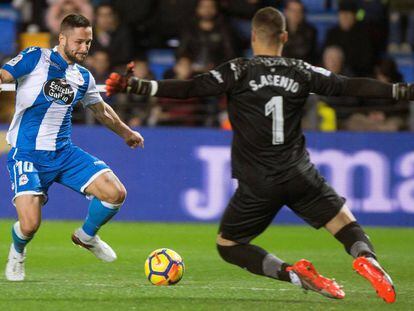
[216,235,345,299]
[326,205,396,303]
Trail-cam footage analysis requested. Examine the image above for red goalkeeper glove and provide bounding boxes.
[105,62,134,97]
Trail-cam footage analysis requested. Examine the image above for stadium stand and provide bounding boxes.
[0,0,413,130]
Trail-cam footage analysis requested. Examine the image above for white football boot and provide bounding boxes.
[5,243,26,281]
[71,228,117,262]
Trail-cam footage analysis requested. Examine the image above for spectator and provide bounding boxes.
[303,46,358,130]
[357,0,388,55]
[152,55,205,126]
[115,58,156,127]
[282,0,318,63]
[324,0,375,76]
[163,55,193,80]
[220,0,264,51]
[220,0,262,19]
[319,46,358,126]
[151,0,198,48]
[177,0,237,73]
[111,0,157,50]
[388,0,414,53]
[88,50,111,84]
[90,4,132,67]
[72,50,111,124]
[345,58,407,131]
[45,0,94,36]
[322,45,353,76]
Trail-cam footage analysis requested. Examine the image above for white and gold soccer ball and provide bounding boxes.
[144,248,185,285]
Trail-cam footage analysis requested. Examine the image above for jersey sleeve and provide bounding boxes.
[205,59,241,93]
[1,47,42,80]
[156,58,243,98]
[305,63,347,96]
[80,72,103,107]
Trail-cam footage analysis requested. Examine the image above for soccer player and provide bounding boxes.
[106,7,405,303]
[0,14,144,281]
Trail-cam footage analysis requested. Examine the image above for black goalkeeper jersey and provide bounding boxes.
[157,55,350,185]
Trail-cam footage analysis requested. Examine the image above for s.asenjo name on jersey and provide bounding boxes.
[249,75,299,93]
[42,78,75,105]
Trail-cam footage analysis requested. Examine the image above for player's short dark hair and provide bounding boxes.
[60,14,91,32]
[338,0,358,13]
[252,7,286,45]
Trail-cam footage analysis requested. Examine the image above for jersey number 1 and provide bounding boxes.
[265,96,284,145]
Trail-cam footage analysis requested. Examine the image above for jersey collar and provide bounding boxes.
[51,46,69,71]
[254,55,281,58]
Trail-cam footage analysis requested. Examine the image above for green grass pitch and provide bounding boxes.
[0,220,412,310]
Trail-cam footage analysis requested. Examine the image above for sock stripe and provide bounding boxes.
[13,221,30,240]
[82,198,121,236]
[101,201,122,209]
[12,221,32,254]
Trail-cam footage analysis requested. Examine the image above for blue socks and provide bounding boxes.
[82,197,121,236]
[11,198,120,252]
[12,222,32,253]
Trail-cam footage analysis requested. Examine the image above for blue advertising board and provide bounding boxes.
[1,127,414,227]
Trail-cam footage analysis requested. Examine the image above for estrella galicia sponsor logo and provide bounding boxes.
[43,78,75,105]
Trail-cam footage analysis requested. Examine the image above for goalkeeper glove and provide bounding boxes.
[393,83,414,101]
[105,62,153,97]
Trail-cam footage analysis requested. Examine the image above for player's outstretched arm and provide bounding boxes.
[310,67,414,100]
[88,101,144,149]
[341,78,414,101]
[105,59,235,99]
[106,74,224,99]
[0,69,15,92]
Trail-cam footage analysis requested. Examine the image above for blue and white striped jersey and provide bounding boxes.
[2,46,102,151]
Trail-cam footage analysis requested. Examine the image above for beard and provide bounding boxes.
[63,45,88,64]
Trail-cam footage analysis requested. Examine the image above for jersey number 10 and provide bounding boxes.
[265,96,284,145]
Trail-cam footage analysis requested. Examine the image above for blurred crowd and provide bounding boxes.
[0,0,413,131]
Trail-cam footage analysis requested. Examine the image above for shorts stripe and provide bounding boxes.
[80,168,112,193]
[12,191,47,206]
[12,148,18,195]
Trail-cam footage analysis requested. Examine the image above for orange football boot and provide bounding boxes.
[287,259,345,299]
[353,257,396,303]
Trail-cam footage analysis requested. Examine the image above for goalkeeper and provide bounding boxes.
[106,7,405,303]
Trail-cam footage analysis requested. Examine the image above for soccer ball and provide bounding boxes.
[144,248,185,285]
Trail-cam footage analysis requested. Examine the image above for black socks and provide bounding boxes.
[334,221,376,259]
[216,243,291,282]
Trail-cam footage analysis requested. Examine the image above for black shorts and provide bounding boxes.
[219,166,345,244]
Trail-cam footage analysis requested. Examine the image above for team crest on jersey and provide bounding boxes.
[18,174,29,186]
[43,78,75,105]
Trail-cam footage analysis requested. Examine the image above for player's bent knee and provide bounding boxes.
[103,187,127,205]
[19,219,41,237]
[112,186,127,205]
[216,234,238,246]
[216,243,243,265]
